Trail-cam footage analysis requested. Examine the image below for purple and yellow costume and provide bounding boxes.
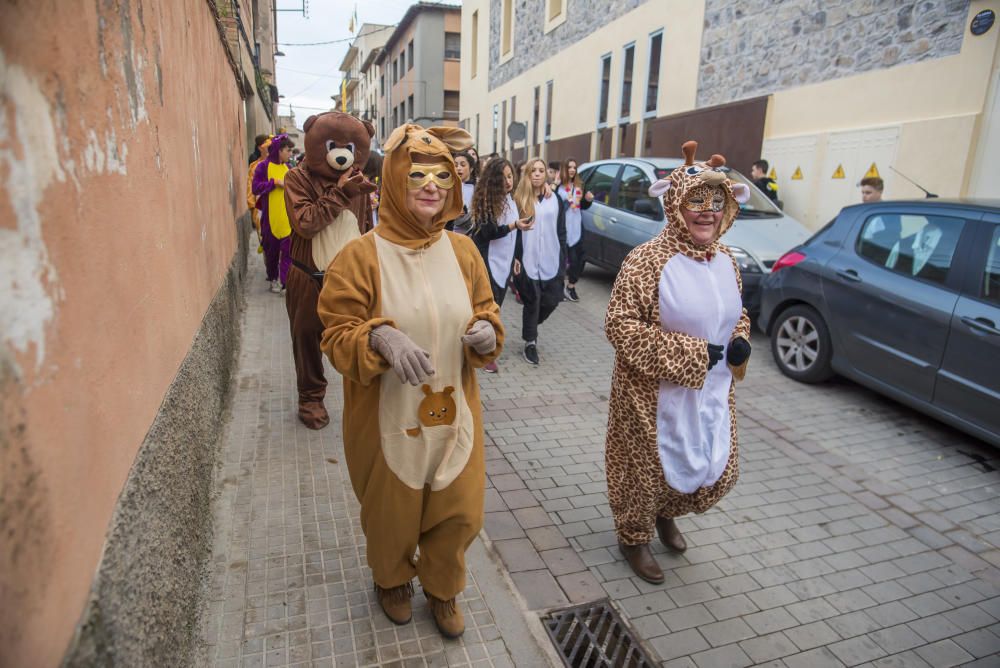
[253,134,292,284]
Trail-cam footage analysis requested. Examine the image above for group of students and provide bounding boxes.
[401,149,595,370]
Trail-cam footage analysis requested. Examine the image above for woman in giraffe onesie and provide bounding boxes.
[604,141,753,584]
[318,124,504,638]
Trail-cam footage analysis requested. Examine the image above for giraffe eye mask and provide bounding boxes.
[407,163,455,190]
[683,185,726,212]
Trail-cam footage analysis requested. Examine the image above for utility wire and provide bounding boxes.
[278,24,395,46]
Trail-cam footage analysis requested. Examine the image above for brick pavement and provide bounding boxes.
[198,255,557,667]
[478,266,1000,667]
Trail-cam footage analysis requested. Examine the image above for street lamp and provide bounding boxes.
[275,50,286,57]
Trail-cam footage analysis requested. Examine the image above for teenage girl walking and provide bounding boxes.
[513,158,566,365]
[557,158,594,302]
[469,158,533,373]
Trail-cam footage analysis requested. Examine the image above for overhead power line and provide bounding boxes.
[278,24,396,47]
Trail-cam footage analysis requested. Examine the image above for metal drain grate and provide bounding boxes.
[542,600,654,668]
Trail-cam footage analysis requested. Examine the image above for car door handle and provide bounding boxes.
[609,217,618,224]
[836,268,862,282]
[961,316,1000,336]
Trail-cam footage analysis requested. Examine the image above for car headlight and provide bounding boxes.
[728,246,764,274]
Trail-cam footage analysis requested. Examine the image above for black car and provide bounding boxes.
[759,199,1000,447]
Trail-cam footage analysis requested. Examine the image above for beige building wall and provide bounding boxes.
[0,0,257,663]
[465,1,999,231]
[763,0,1000,229]
[460,0,704,159]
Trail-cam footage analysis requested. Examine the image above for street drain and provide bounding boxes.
[542,600,654,667]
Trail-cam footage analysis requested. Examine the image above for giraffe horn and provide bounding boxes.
[682,141,698,166]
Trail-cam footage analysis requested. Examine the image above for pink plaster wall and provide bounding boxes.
[0,1,253,664]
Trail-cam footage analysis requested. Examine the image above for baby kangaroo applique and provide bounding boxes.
[406,385,457,437]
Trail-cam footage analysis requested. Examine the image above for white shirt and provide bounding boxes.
[521,193,561,281]
[656,252,742,494]
[557,184,583,247]
[488,195,518,282]
[461,182,475,212]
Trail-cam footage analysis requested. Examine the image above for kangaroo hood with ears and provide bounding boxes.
[648,140,751,261]
[376,123,473,250]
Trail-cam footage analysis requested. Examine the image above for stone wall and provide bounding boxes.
[698,0,970,108]
[488,0,653,90]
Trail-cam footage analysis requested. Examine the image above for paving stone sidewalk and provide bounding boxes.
[478,266,1000,667]
[198,254,558,668]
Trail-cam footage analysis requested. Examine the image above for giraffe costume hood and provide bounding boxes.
[317,123,504,601]
[604,140,751,547]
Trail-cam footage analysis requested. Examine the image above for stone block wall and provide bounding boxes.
[488,0,652,90]
[698,0,969,107]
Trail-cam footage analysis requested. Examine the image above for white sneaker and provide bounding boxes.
[269,280,281,293]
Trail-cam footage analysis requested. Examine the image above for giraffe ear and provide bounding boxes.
[731,183,751,204]
[649,179,672,197]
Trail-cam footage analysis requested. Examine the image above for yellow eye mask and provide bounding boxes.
[683,184,726,212]
[407,163,455,190]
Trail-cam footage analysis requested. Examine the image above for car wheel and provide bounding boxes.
[769,304,833,383]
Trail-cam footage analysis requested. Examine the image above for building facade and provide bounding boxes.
[338,23,393,121]
[460,0,1000,229]
[377,2,462,142]
[1,0,277,664]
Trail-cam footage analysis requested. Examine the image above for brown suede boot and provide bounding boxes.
[426,594,465,639]
[298,401,330,430]
[619,543,664,584]
[655,517,687,554]
[375,582,413,625]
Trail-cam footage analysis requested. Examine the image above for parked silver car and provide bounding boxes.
[577,158,812,315]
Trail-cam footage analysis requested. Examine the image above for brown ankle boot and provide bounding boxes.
[426,594,465,639]
[375,582,413,625]
[619,543,664,584]
[655,517,687,554]
[298,401,330,430]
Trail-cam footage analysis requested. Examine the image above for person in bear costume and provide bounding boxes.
[283,112,376,429]
[317,124,504,638]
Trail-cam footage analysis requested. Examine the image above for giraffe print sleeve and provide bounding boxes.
[605,251,709,389]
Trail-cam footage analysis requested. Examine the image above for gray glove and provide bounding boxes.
[369,325,435,386]
[461,320,497,355]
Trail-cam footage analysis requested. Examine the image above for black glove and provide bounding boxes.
[707,343,724,370]
[727,337,751,366]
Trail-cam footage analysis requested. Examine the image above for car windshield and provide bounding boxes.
[653,166,781,217]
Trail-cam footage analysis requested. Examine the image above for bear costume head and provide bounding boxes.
[647,140,751,260]
[376,123,473,249]
[302,111,376,183]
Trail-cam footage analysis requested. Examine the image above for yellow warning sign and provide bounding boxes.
[864,162,880,179]
[832,164,845,179]
[791,167,803,180]
[768,167,777,180]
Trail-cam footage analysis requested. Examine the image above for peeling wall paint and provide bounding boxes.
[0,49,64,371]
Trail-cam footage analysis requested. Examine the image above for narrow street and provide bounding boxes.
[201,250,1000,667]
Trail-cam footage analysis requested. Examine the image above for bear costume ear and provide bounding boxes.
[421,384,432,396]
[361,118,376,138]
[303,114,320,133]
[427,127,472,153]
[443,386,455,396]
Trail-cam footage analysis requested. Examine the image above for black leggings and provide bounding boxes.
[490,273,509,307]
[566,242,585,284]
[514,274,563,342]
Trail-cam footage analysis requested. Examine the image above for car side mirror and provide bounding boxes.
[633,198,660,217]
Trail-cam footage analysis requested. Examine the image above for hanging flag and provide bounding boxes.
[340,78,347,112]
[768,167,777,180]
[350,4,358,34]
[791,166,803,180]
[832,164,845,179]
[864,162,880,179]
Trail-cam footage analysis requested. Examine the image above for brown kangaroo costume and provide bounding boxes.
[604,141,752,583]
[283,112,375,429]
[317,124,503,637]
